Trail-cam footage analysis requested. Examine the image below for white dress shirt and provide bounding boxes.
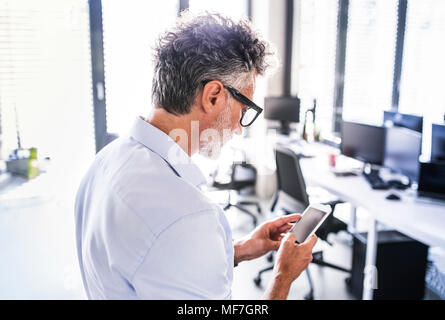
[74,117,234,299]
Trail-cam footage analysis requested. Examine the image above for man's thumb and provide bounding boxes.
[283,232,296,244]
[304,234,318,248]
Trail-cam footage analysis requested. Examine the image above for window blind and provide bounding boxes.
[0,0,95,170]
[342,0,398,124]
[398,0,445,156]
[398,0,445,119]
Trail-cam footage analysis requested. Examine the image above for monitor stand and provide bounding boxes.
[279,121,291,135]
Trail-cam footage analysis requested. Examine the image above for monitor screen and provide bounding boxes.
[432,124,445,162]
[384,127,422,181]
[290,207,329,244]
[418,162,445,200]
[340,121,386,165]
[264,97,300,122]
[383,111,423,133]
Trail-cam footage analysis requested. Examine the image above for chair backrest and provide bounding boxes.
[212,161,256,191]
[230,161,257,190]
[273,145,310,213]
[273,145,347,242]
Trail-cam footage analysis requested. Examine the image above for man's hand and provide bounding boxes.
[233,214,301,265]
[263,233,318,300]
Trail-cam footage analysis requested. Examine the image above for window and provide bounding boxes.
[295,0,339,138]
[399,0,445,120]
[188,0,249,21]
[398,0,445,156]
[342,0,398,124]
[101,0,178,137]
[0,0,95,174]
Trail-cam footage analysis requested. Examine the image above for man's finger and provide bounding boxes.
[283,232,296,245]
[277,232,288,241]
[277,223,294,234]
[301,234,318,248]
[272,214,301,228]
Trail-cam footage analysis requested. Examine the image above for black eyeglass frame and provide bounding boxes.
[202,80,263,127]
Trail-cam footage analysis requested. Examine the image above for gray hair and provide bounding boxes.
[152,12,274,115]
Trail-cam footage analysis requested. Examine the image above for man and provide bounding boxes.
[75,13,317,300]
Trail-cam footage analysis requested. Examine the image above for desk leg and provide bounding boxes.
[362,218,378,300]
[349,205,357,233]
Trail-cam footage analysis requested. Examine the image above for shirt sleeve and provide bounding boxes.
[131,209,233,299]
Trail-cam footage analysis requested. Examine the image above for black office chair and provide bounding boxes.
[211,161,261,227]
[253,145,351,300]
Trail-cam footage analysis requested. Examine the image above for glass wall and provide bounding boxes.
[102,0,178,136]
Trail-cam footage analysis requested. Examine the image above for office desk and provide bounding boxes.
[298,143,445,300]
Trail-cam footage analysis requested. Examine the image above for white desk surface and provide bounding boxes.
[299,143,445,249]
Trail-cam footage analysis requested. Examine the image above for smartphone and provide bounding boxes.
[289,204,332,244]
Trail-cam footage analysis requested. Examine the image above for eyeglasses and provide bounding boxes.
[202,80,263,127]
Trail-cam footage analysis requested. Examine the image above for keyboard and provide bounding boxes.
[362,173,410,191]
[362,172,390,190]
[387,179,410,190]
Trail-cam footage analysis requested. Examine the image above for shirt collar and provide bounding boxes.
[129,117,207,188]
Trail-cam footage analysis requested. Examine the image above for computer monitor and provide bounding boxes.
[340,121,386,166]
[418,161,445,201]
[431,124,445,162]
[264,96,300,135]
[383,111,423,133]
[383,127,422,181]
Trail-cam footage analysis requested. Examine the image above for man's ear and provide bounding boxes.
[200,80,225,114]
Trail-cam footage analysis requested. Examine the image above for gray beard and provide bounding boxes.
[199,106,235,159]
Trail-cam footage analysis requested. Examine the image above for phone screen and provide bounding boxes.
[289,207,329,244]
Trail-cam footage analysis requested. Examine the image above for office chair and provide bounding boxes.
[253,145,351,300]
[211,161,262,227]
